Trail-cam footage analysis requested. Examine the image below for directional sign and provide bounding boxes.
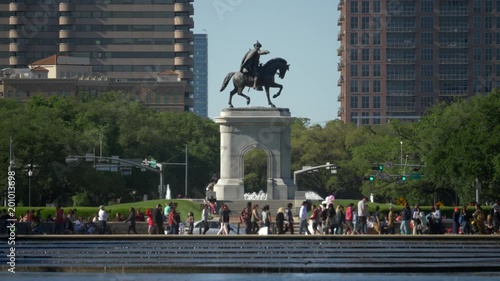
[385,161,393,168]
[150,159,157,168]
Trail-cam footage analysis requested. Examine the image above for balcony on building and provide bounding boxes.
[9,16,22,25]
[337,45,344,56]
[9,43,26,52]
[59,43,74,52]
[439,74,468,80]
[337,94,343,102]
[174,16,194,28]
[337,107,344,117]
[174,43,194,53]
[438,42,468,48]
[337,15,344,26]
[337,32,344,41]
[387,10,415,17]
[386,58,415,64]
[174,30,191,39]
[9,2,27,12]
[439,26,468,32]
[337,0,344,10]
[175,70,194,80]
[438,58,468,64]
[386,73,415,80]
[386,90,415,97]
[59,30,73,39]
[59,2,73,12]
[439,89,468,96]
[9,56,27,66]
[174,3,194,15]
[337,76,344,86]
[387,41,415,48]
[386,106,415,113]
[9,30,22,39]
[386,27,416,32]
[59,16,74,25]
[174,57,194,66]
[337,60,344,71]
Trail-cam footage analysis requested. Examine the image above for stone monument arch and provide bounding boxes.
[213,107,298,200]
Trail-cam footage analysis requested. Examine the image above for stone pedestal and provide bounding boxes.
[213,107,298,200]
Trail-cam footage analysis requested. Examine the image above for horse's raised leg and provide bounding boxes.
[228,87,238,108]
[237,87,251,105]
[271,83,283,99]
[265,86,276,108]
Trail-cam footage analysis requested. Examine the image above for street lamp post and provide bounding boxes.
[28,168,33,207]
[400,141,403,165]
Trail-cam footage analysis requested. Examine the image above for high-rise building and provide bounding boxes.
[0,0,194,111]
[338,0,498,125]
[193,33,208,118]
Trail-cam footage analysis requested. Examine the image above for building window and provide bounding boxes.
[486,0,493,12]
[361,49,370,61]
[373,1,381,13]
[373,64,381,76]
[362,1,370,13]
[350,112,359,124]
[155,94,161,104]
[496,49,500,60]
[362,64,370,76]
[473,0,481,13]
[421,17,433,29]
[373,48,380,61]
[351,64,358,76]
[421,48,433,60]
[485,33,493,45]
[351,17,358,29]
[362,80,370,92]
[373,16,381,30]
[373,112,381,125]
[474,32,481,44]
[351,49,358,61]
[474,64,482,76]
[373,32,381,45]
[421,96,434,111]
[351,1,359,13]
[421,0,433,13]
[361,33,370,45]
[497,32,500,44]
[497,0,500,12]
[421,33,433,45]
[474,48,481,60]
[373,80,381,92]
[350,80,359,93]
[485,64,493,76]
[362,112,370,125]
[350,96,359,108]
[497,65,500,76]
[485,17,493,29]
[362,17,370,29]
[421,80,433,93]
[485,48,493,60]
[474,16,482,29]
[362,96,370,108]
[421,65,433,77]
[350,33,358,45]
[373,96,381,108]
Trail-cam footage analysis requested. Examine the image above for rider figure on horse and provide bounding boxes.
[240,40,270,91]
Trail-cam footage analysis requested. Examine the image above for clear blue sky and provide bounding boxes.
[193,0,341,125]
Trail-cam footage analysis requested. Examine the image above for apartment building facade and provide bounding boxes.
[193,33,208,118]
[0,0,194,111]
[337,0,500,125]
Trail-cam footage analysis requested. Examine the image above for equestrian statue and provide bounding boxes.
[220,41,290,108]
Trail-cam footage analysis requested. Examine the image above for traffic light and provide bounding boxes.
[397,176,407,181]
[363,176,375,181]
[371,165,383,171]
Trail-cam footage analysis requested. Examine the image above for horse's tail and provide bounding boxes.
[220,72,236,92]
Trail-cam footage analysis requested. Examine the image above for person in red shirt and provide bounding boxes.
[145,208,154,235]
[345,203,354,235]
[53,206,64,234]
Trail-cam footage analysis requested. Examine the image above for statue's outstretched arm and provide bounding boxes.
[259,50,270,55]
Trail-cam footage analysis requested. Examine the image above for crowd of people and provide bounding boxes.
[2,198,499,236]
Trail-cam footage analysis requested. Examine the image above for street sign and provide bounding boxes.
[385,161,393,168]
[396,197,407,206]
[150,159,157,168]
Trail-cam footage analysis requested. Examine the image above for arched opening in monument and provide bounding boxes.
[243,148,269,194]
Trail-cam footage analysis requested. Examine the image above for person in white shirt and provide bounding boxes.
[98,205,108,234]
[356,197,369,234]
[298,201,311,235]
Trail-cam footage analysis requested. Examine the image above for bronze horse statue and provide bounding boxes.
[220,58,290,108]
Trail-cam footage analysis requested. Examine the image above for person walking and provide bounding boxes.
[298,201,311,235]
[327,203,337,235]
[251,204,260,234]
[356,197,369,234]
[240,202,252,235]
[345,203,354,235]
[400,203,411,235]
[387,206,396,235]
[217,204,230,235]
[452,207,460,234]
[201,204,210,234]
[124,207,137,234]
[310,204,320,234]
[284,203,294,234]
[98,205,108,235]
[186,211,194,235]
[275,207,285,234]
[153,204,164,235]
